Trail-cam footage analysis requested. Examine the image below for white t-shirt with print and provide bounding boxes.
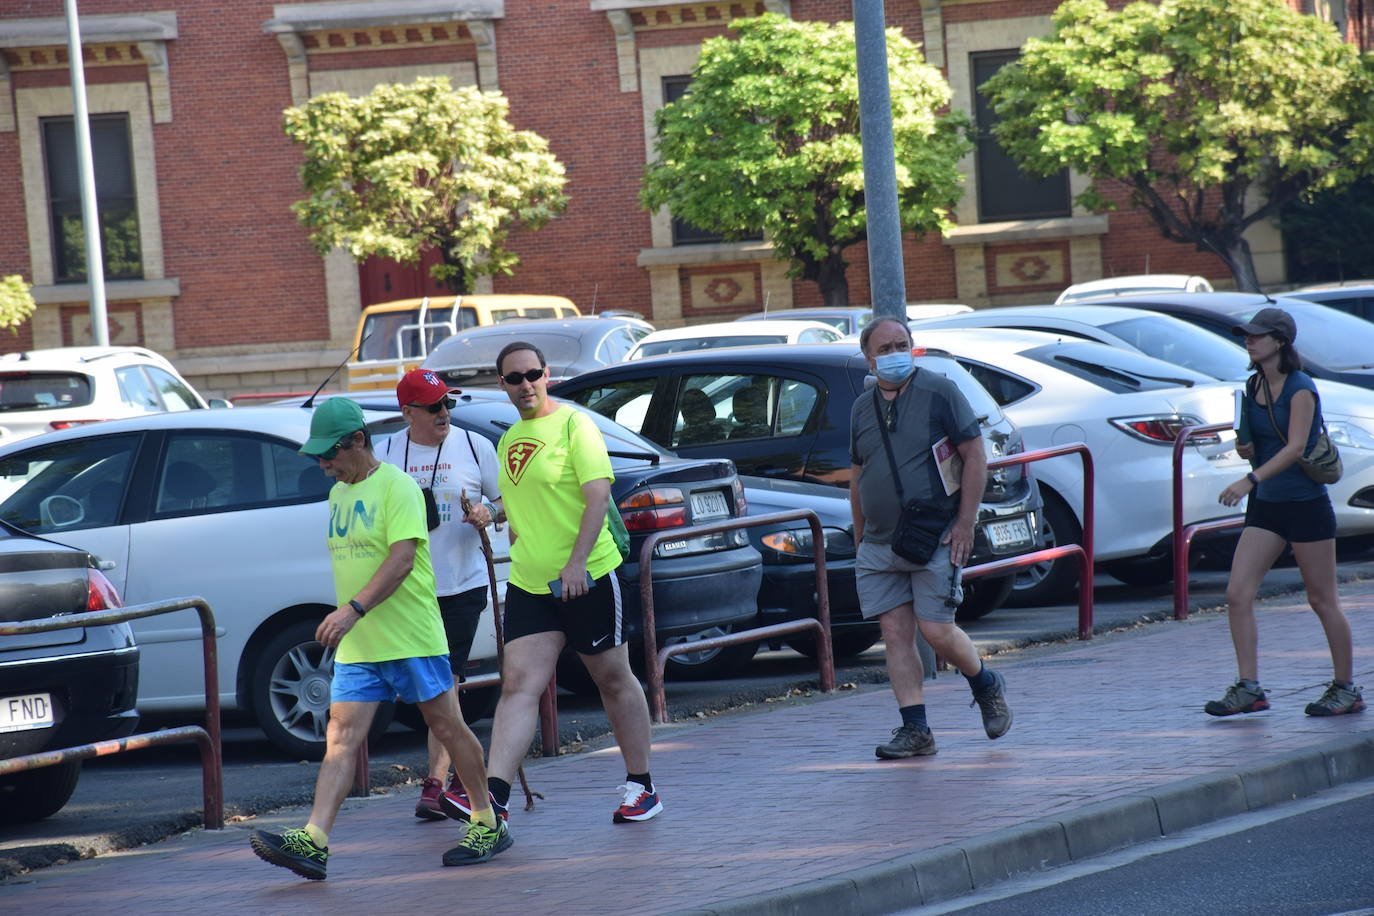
[379,429,500,597]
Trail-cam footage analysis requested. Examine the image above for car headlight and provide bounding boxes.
[759,526,856,560]
[1326,419,1374,451]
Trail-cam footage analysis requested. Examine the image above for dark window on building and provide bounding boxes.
[972,51,1071,223]
[662,76,725,246]
[42,114,142,283]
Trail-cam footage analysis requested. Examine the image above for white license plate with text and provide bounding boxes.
[1,692,54,734]
[985,517,1032,550]
[690,490,729,520]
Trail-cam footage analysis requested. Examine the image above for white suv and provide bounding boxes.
[0,346,211,445]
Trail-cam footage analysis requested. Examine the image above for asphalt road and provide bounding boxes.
[3,556,1372,877]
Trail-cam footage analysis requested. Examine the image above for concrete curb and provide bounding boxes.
[676,733,1374,916]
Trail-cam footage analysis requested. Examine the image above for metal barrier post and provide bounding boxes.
[640,509,832,725]
[538,677,559,757]
[0,596,223,829]
[1172,423,1245,620]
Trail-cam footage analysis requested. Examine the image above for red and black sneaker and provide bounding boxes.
[415,776,446,820]
[613,781,663,823]
[440,786,508,823]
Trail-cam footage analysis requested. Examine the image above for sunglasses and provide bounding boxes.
[502,368,545,386]
[319,434,356,461]
[407,397,456,414]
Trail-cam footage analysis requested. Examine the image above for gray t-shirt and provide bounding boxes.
[849,369,980,544]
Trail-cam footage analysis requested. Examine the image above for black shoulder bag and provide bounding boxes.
[873,388,948,565]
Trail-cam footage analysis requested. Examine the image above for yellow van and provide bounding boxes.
[346,294,579,391]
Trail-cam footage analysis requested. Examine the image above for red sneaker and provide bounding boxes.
[613,782,663,822]
[415,777,445,820]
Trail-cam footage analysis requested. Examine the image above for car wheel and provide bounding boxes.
[955,574,1014,622]
[662,626,760,681]
[1007,487,1082,607]
[250,619,394,760]
[1102,555,1176,588]
[787,625,881,660]
[0,759,81,824]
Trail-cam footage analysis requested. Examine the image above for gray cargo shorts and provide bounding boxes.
[856,536,963,623]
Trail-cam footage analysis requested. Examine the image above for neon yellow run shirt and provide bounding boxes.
[498,405,620,594]
[326,461,446,664]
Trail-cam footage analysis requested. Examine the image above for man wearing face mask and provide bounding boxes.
[380,370,504,820]
[850,317,1012,759]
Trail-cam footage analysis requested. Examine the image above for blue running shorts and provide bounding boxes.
[331,655,454,704]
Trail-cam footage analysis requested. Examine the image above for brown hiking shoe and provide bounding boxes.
[875,724,938,759]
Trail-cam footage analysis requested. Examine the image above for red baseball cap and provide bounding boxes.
[396,369,458,408]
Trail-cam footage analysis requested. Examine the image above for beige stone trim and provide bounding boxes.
[467,20,498,88]
[275,32,310,105]
[758,259,794,312]
[1068,235,1102,289]
[0,12,177,48]
[0,56,13,133]
[28,303,63,350]
[266,1,502,31]
[17,83,167,288]
[953,244,988,306]
[637,240,775,268]
[638,43,704,249]
[921,0,944,69]
[945,214,1108,246]
[323,248,364,352]
[646,266,684,328]
[30,278,181,305]
[606,10,638,92]
[135,40,172,122]
[307,62,476,97]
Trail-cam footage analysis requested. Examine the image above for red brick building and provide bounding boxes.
[0,0,1361,394]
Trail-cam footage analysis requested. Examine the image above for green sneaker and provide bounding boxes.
[249,827,329,880]
[442,819,513,866]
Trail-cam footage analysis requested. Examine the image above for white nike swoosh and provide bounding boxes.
[591,635,610,647]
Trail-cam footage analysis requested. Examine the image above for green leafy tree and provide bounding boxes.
[641,14,971,307]
[983,0,1374,292]
[0,275,36,335]
[283,77,568,294]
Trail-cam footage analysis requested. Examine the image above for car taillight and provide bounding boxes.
[732,477,746,516]
[49,419,105,431]
[87,568,124,611]
[620,487,687,531]
[1109,415,1218,445]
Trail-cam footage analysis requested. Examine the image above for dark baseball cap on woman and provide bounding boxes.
[1231,307,1296,342]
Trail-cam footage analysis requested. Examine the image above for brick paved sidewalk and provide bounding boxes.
[2,588,1371,915]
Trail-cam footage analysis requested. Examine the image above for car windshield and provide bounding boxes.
[636,335,786,358]
[914,355,1003,422]
[429,331,585,371]
[1233,301,1374,370]
[1021,341,1212,393]
[0,372,94,411]
[1099,315,1251,380]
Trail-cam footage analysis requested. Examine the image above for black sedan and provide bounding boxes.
[1066,292,1374,390]
[550,343,1044,621]
[0,520,139,823]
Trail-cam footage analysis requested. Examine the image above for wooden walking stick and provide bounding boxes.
[461,489,542,810]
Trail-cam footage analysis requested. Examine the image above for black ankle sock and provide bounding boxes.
[627,772,653,793]
[965,662,995,692]
[488,777,511,807]
[898,704,928,730]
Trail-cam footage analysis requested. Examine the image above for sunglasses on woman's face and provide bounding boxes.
[502,368,544,386]
[408,397,456,414]
[319,434,356,461]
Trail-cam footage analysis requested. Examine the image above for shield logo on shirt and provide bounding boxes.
[505,438,544,485]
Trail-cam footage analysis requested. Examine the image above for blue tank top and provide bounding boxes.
[1246,371,1324,502]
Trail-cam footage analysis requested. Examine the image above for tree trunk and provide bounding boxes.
[815,254,850,307]
[1213,235,1262,293]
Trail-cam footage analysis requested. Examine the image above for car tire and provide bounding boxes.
[1102,555,1176,588]
[0,759,81,824]
[787,625,881,661]
[954,574,1014,622]
[662,626,760,681]
[1007,487,1082,607]
[250,619,394,760]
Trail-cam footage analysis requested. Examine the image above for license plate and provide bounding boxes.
[0,692,54,734]
[985,517,1032,550]
[690,490,729,520]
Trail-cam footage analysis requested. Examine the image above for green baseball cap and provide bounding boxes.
[300,397,366,456]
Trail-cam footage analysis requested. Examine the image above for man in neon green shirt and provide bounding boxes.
[249,397,510,880]
[443,341,663,826]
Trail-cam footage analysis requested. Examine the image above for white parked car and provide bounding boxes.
[910,328,1249,604]
[626,319,842,360]
[1055,274,1213,304]
[0,346,214,446]
[0,405,500,759]
[911,304,1374,540]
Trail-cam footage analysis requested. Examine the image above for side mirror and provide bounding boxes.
[207,398,234,409]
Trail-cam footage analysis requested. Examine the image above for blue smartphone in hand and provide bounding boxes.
[549,572,595,598]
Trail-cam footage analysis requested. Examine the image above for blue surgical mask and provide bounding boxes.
[874,350,914,383]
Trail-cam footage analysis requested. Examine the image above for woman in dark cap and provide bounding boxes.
[1209,307,1364,718]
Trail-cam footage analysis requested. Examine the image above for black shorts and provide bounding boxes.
[1245,495,1336,543]
[439,586,487,679]
[503,573,624,655]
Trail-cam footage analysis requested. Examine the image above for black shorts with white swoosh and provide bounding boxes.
[503,573,624,655]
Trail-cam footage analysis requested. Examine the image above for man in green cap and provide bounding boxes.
[248,397,509,879]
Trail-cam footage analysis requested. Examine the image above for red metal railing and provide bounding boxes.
[639,509,833,724]
[0,596,223,829]
[1172,423,1246,619]
[963,444,1097,640]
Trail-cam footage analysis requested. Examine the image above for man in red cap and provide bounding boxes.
[379,369,505,819]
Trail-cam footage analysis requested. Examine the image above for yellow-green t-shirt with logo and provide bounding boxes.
[498,405,620,594]
[327,461,447,665]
